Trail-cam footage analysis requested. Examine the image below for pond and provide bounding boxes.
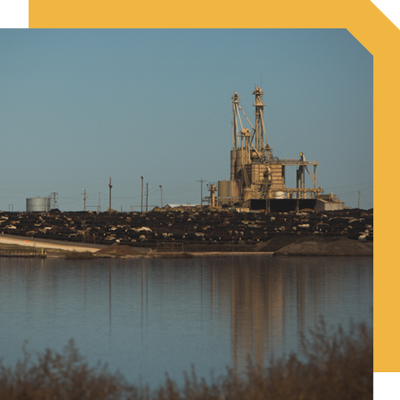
[0,255,372,387]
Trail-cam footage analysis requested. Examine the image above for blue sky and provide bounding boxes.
[0,29,372,211]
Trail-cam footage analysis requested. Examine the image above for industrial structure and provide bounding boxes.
[216,87,344,212]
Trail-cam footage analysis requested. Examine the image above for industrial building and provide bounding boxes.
[216,87,344,212]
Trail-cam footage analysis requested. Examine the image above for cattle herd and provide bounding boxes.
[0,207,373,253]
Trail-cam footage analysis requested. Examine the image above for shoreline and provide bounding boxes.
[0,234,372,258]
[0,234,105,253]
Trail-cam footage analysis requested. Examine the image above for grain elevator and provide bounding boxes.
[217,87,344,211]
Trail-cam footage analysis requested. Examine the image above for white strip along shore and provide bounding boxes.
[0,234,105,253]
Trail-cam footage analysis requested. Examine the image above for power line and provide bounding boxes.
[335,187,373,196]
[326,181,372,189]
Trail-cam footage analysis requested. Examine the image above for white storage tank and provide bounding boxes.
[26,197,51,212]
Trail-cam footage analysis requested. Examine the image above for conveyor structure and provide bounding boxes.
[222,87,324,209]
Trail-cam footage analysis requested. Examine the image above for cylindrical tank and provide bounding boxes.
[218,180,230,198]
[26,197,51,212]
[230,180,241,198]
[218,180,230,206]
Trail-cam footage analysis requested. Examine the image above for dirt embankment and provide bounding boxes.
[96,244,145,256]
[94,244,194,258]
[272,237,372,256]
[96,240,372,257]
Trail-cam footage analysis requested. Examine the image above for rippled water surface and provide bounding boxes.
[0,256,372,386]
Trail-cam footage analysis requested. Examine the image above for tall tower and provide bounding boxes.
[253,86,265,153]
[232,91,240,149]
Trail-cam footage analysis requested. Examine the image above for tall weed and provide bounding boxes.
[0,320,372,400]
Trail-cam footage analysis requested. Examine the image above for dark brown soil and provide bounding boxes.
[95,244,144,256]
[274,237,372,256]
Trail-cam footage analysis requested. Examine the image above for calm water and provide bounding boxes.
[0,256,372,387]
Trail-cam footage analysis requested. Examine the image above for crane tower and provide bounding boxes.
[229,87,322,207]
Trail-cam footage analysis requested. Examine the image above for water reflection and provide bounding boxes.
[0,256,372,386]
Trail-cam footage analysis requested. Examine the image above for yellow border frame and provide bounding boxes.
[29,0,400,372]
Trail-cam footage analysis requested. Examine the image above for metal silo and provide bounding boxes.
[26,197,51,212]
[218,180,230,206]
[218,180,230,197]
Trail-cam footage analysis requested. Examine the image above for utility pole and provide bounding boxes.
[108,178,112,212]
[141,176,144,213]
[358,191,360,209]
[159,185,163,208]
[146,182,149,212]
[197,179,206,206]
[82,189,88,211]
[98,192,101,212]
[50,192,58,210]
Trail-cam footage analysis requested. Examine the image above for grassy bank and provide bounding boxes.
[0,319,372,400]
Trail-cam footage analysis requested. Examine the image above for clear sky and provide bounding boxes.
[0,29,372,212]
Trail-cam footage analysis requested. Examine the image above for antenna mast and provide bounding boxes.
[82,189,88,211]
[108,178,112,212]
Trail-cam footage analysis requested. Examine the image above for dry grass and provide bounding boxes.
[0,319,372,400]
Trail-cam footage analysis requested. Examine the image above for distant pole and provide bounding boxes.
[358,191,360,209]
[141,176,143,213]
[98,192,101,212]
[82,189,88,211]
[108,178,112,212]
[159,185,163,208]
[197,179,206,206]
[51,192,58,209]
[146,182,149,212]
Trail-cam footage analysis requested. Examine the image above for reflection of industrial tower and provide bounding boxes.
[213,260,286,371]
[229,87,323,208]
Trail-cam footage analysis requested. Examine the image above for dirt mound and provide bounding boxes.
[274,238,372,256]
[96,244,143,256]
